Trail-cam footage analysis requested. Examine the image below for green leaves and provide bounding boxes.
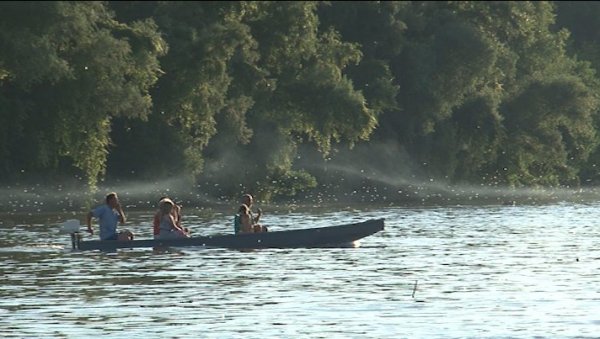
[0,1,164,186]
[500,76,598,186]
[366,1,600,187]
[3,1,600,197]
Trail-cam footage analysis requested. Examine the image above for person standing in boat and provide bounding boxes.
[86,192,133,241]
[153,196,183,239]
[156,199,190,239]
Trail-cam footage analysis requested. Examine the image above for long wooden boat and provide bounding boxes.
[71,218,384,251]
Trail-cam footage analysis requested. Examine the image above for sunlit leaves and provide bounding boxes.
[500,76,598,186]
[0,1,165,187]
[3,1,600,198]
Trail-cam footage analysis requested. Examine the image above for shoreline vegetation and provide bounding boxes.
[3,2,600,205]
[1,177,599,216]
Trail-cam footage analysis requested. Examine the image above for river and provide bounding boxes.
[1,202,599,338]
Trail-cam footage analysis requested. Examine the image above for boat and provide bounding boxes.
[66,218,384,251]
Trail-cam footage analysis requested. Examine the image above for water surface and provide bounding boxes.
[1,203,599,338]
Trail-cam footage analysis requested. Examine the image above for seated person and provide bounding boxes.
[86,192,133,241]
[153,197,184,239]
[234,204,253,234]
[234,203,268,234]
[241,194,262,225]
[155,199,190,240]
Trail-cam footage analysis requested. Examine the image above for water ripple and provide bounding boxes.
[1,203,600,337]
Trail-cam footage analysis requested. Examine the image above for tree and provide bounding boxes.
[368,1,600,186]
[499,76,598,186]
[110,2,379,199]
[0,1,165,187]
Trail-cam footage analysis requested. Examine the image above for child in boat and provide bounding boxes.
[241,194,262,225]
[235,204,253,234]
[156,199,190,239]
[234,204,268,234]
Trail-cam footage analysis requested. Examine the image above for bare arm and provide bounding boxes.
[254,208,262,224]
[174,205,182,227]
[168,214,188,234]
[86,211,94,235]
[116,202,126,225]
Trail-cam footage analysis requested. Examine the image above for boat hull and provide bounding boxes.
[75,218,384,251]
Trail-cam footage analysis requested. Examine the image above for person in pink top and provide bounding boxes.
[156,199,189,239]
[153,197,184,239]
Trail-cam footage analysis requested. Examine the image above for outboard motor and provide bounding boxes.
[59,219,82,250]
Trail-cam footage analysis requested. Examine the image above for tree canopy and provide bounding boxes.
[1,1,600,201]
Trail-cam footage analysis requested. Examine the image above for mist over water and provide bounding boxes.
[3,139,600,216]
[2,173,600,218]
[315,163,600,203]
[0,177,218,215]
[296,141,600,207]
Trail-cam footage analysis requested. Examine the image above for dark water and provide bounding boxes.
[1,203,599,338]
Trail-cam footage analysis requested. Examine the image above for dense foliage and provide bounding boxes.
[1,1,600,200]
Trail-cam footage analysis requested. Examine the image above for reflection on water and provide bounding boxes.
[1,203,600,337]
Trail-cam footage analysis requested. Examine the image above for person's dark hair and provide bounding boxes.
[239,204,249,214]
[106,192,117,204]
